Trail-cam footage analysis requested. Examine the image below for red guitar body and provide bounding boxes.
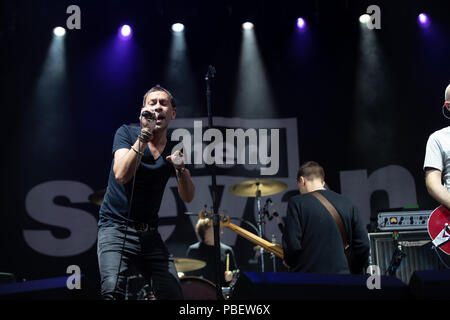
[428,205,450,255]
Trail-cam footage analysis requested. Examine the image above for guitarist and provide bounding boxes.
[424,84,450,208]
[282,161,370,274]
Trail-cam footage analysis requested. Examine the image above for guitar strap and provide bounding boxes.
[311,191,351,269]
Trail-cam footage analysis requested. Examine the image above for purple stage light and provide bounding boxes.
[297,18,306,29]
[418,13,427,24]
[418,13,430,27]
[119,25,132,39]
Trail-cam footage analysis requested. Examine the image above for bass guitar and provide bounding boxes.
[199,210,284,259]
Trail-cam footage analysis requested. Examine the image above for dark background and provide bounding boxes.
[1,0,449,299]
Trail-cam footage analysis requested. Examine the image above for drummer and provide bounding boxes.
[183,218,238,287]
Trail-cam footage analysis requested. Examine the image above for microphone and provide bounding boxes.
[264,198,278,221]
[270,201,279,218]
[141,111,156,120]
[267,200,283,233]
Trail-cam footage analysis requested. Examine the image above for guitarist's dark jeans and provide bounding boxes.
[97,224,183,300]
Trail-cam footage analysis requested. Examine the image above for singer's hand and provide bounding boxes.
[166,150,185,170]
[140,111,156,134]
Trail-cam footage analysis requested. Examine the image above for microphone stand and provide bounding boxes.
[266,200,278,272]
[386,232,406,277]
[255,187,265,272]
[205,65,223,300]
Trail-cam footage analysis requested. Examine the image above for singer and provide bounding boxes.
[97,85,195,300]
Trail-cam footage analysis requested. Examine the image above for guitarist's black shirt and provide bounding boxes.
[282,189,369,274]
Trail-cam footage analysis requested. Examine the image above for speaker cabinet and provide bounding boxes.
[231,271,409,300]
[0,273,16,284]
[409,269,450,300]
[368,231,444,285]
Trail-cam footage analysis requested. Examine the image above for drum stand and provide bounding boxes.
[255,187,266,272]
[256,190,279,273]
[229,179,287,273]
[271,235,277,272]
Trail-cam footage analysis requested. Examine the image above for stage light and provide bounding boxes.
[418,13,430,26]
[164,21,199,117]
[53,27,66,37]
[296,18,306,29]
[171,23,185,32]
[119,25,132,39]
[359,14,370,24]
[418,13,428,23]
[30,24,68,161]
[234,19,276,118]
[121,25,131,36]
[242,22,254,30]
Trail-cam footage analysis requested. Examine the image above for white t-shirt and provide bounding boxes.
[424,126,450,190]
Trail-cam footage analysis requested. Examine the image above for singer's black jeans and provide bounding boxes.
[97,224,183,300]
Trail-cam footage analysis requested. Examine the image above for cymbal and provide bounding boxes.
[174,258,206,272]
[88,188,106,206]
[229,179,287,197]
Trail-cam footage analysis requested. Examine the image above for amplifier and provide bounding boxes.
[368,231,443,285]
[377,210,432,231]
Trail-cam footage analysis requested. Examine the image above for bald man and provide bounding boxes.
[424,84,450,208]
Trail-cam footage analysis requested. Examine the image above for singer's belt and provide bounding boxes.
[129,221,156,232]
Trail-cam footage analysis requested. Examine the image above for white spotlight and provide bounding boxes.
[359,14,370,24]
[53,26,66,37]
[242,22,254,30]
[171,23,185,32]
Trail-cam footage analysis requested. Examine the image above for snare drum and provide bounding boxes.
[179,276,225,300]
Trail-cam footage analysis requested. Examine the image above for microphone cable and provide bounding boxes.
[433,246,450,269]
[112,114,147,299]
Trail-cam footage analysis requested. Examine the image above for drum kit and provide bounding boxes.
[174,258,221,300]
[228,178,286,272]
[89,178,287,299]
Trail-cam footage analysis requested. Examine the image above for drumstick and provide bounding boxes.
[226,253,230,272]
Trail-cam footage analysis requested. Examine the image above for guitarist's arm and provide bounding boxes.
[425,168,450,209]
[282,199,302,268]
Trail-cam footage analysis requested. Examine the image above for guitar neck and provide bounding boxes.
[225,223,284,259]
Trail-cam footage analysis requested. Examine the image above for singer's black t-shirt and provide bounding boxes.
[98,124,177,228]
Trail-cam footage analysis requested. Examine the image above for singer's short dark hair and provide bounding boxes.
[142,85,176,109]
[297,161,325,182]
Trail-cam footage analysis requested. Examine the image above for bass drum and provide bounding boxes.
[179,276,224,300]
